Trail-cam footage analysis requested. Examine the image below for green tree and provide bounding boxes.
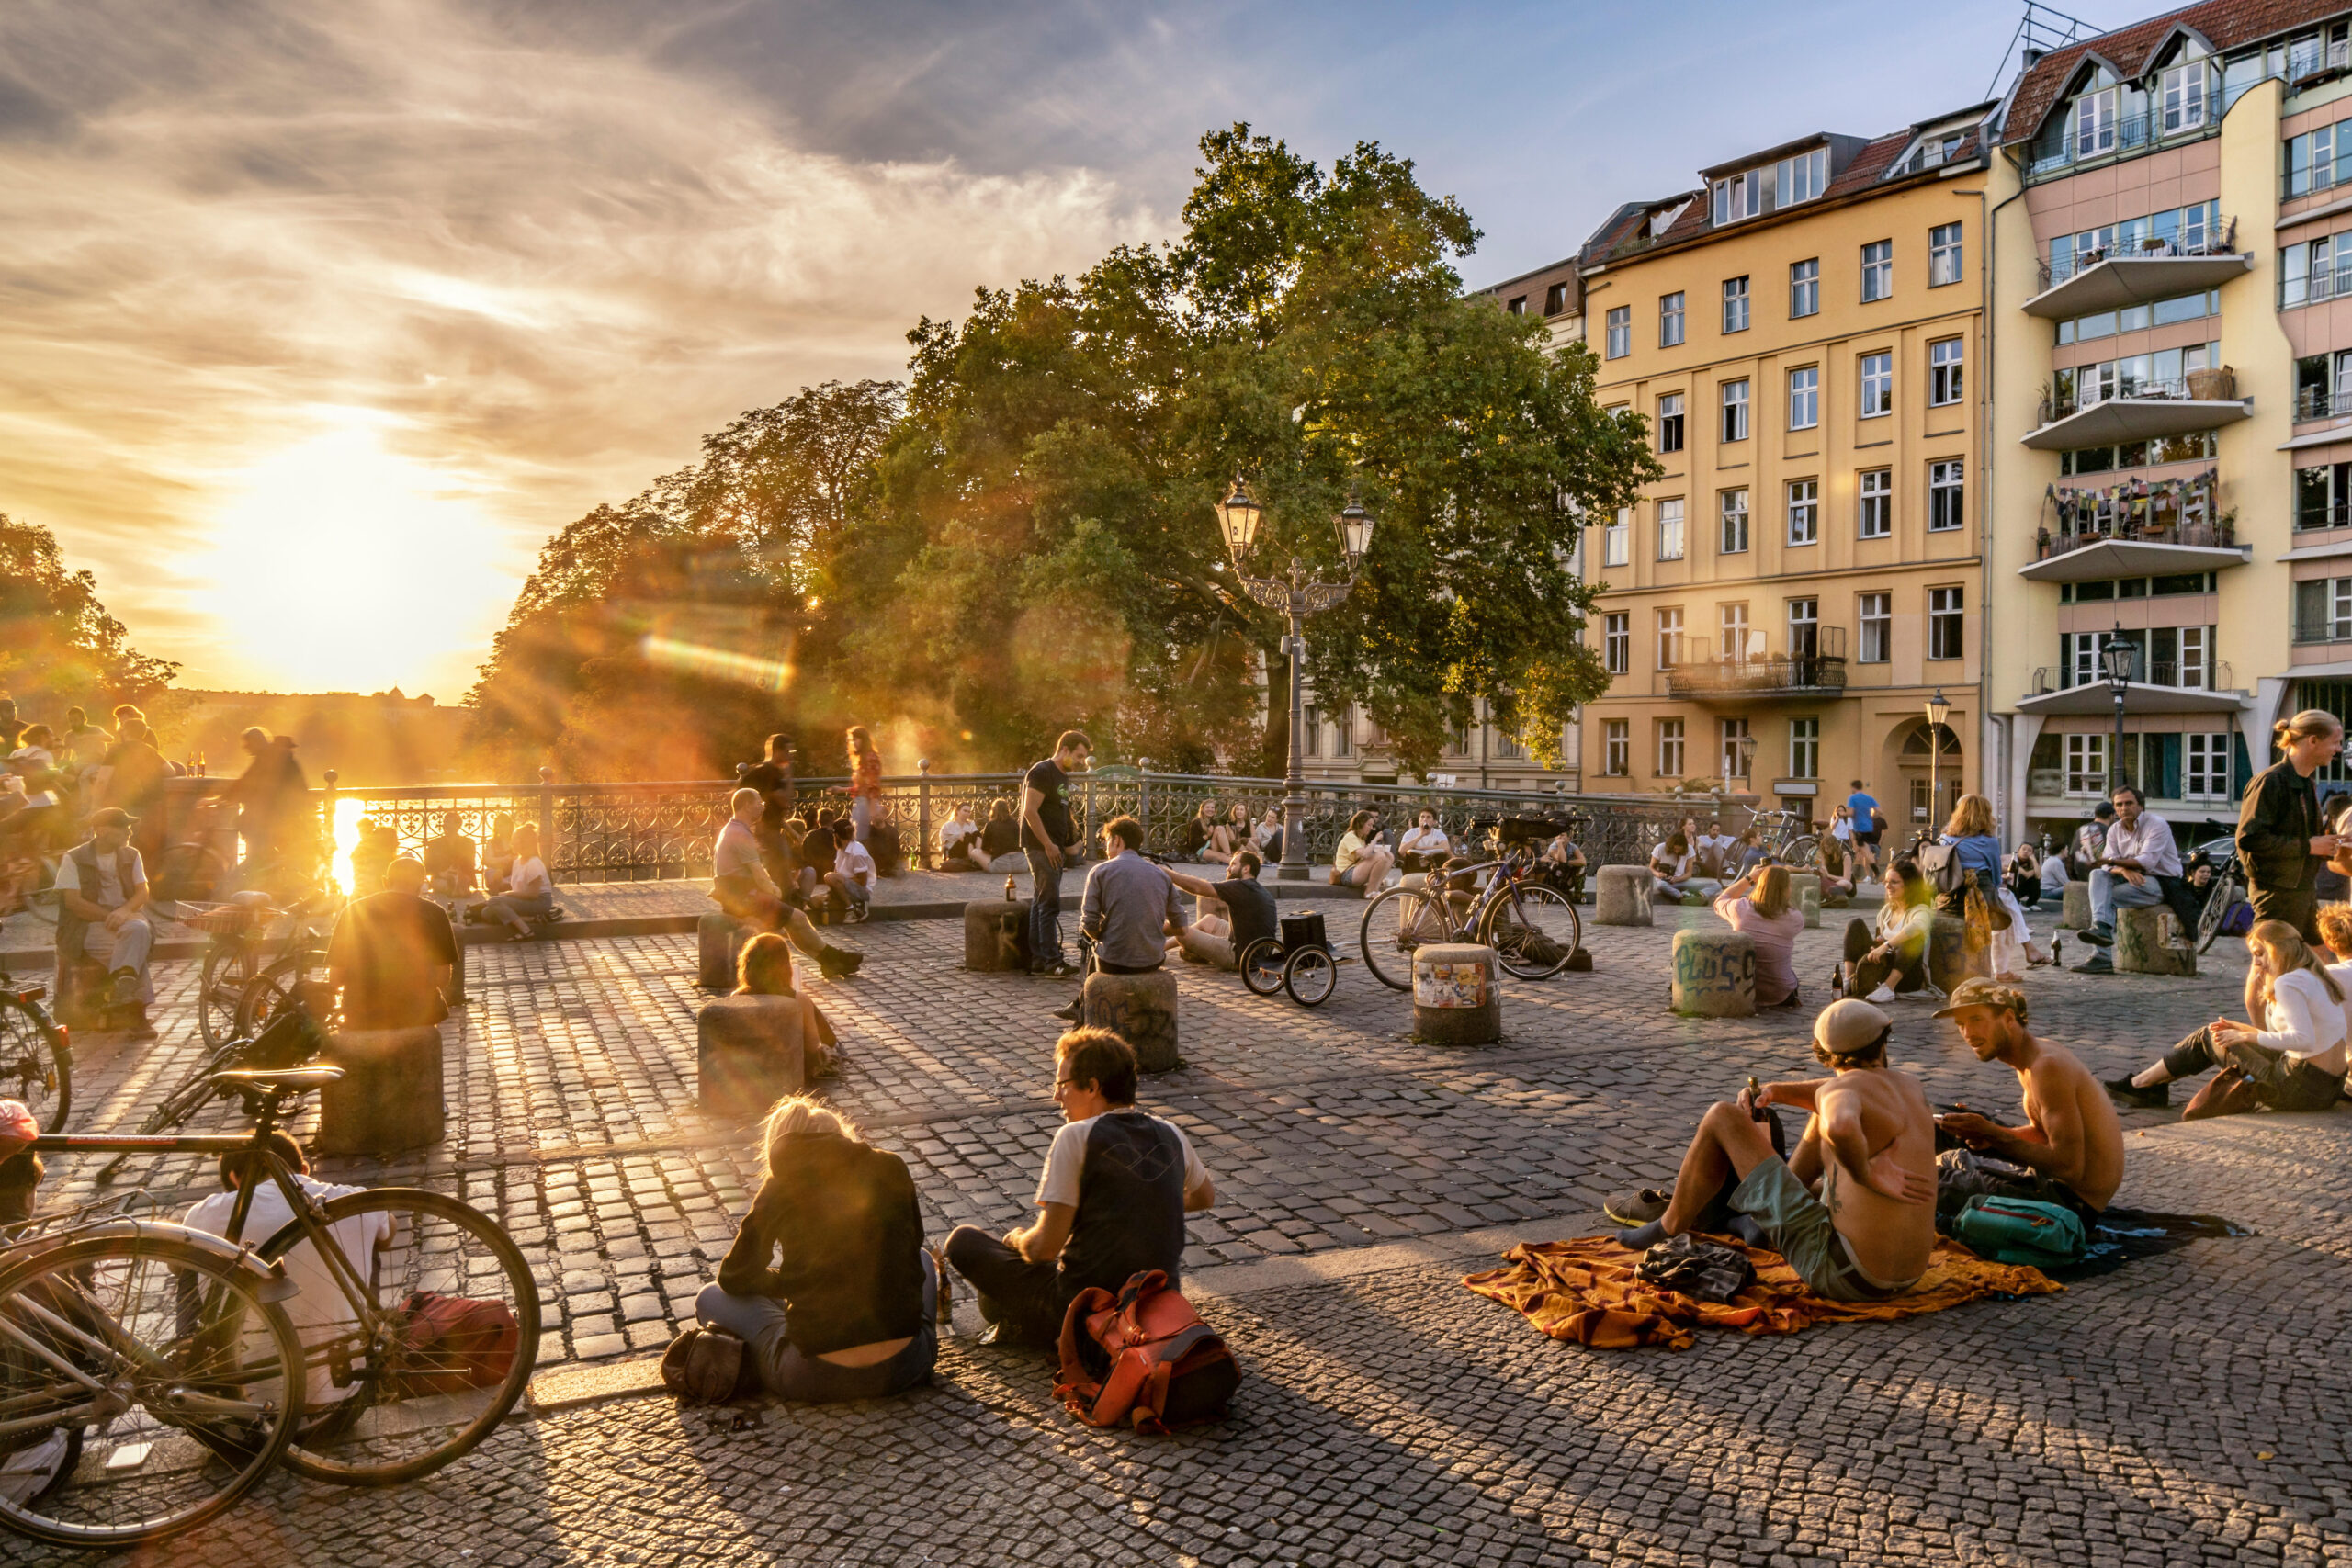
[0,515,178,714]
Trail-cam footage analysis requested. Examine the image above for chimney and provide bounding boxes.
[2021,47,2043,68]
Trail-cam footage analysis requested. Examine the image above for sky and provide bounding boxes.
[1,0,2085,698]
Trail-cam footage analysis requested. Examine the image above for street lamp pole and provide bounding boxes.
[1925,688,1951,829]
[2101,623,2136,794]
[1216,479,1373,882]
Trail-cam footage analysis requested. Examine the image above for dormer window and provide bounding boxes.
[1709,147,1828,228]
[2074,87,2117,156]
[1712,169,1764,225]
[2160,59,2208,131]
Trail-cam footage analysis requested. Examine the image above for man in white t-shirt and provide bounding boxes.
[1396,809,1452,874]
[825,818,875,921]
[53,807,156,1036]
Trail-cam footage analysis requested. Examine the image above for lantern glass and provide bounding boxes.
[1337,500,1374,567]
[1925,690,1951,729]
[2100,634,2136,688]
[1214,479,1262,561]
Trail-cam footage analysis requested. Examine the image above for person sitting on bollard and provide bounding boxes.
[2077,785,2189,971]
[1611,999,1937,1303]
[734,932,839,1079]
[477,822,554,941]
[712,790,864,979]
[1538,829,1588,899]
[1841,857,1935,1002]
[1054,815,1183,1020]
[1331,810,1396,891]
[825,818,876,922]
[684,1095,936,1401]
[53,807,156,1040]
[326,856,456,1031]
[1931,978,2122,1219]
[1932,794,2004,919]
[943,1029,1214,1347]
[424,811,479,901]
[1713,864,1804,1009]
[1163,847,1277,971]
[2104,920,2348,1117]
[937,802,982,870]
[1396,808,1453,875]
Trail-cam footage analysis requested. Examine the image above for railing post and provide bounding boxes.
[320,770,338,892]
[917,759,933,871]
[1137,761,1152,853]
[537,766,557,884]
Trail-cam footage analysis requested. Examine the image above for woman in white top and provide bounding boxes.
[2109,919,2348,1115]
[481,821,554,939]
[937,803,980,867]
[1826,804,1854,844]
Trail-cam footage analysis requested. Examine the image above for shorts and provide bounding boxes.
[1729,1156,1922,1302]
[1853,831,1882,847]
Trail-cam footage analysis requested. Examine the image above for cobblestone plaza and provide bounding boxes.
[20,903,2352,1567]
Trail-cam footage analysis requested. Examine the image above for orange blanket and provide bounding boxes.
[1463,1235,2063,1351]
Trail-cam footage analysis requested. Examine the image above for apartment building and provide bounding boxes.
[1985,1,2352,845]
[1574,112,1992,828]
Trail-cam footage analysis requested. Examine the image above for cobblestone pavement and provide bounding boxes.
[21,903,2351,1565]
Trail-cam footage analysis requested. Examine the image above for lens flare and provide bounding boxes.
[639,635,793,692]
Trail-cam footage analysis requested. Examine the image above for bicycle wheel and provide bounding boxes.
[1783,835,1819,868]
[256,1188,540,1486]
[234,947,330,1040]
[1283,947,1338,1007]
[1360,884,1446,992]
[0,1229,304,1550]
[1482,882,1581,980]
[198,939,261,1054]
[1239,937,1287,998]
[2197,872,2240,953]
[0,993,70,1132]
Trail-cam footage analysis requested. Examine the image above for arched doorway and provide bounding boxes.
[1892,721,1963,833]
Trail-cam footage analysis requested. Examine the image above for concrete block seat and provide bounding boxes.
[698,995,806,1119]
[697,910,754,989]
[2115,904,2196,976]
[963,901,1031,973]
[2060,880,2092,931]
[1594,865,1652,928]
[1080,968,1181,1073]
[317,1026,446,1156]
[1411,942,1500,1047]
[1670,930,1755,1018]
[1784,873,1822,930]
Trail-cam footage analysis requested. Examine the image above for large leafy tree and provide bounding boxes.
[0,515,178,713]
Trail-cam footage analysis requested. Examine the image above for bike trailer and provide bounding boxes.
[1279,909,1329,953]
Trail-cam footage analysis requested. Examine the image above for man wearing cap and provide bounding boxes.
[1931,978,2121,1218]
[1614,998,1938,1303]
[326,856,458,1032]
[52,806,156,1039]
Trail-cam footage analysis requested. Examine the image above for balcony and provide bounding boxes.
[2018,660,2245,716]
[2025,107,2216,183]
[1665,628,1847,702]
[2022,371,2248,451]
[2025,221,2246,319]
[2021,474,2247,581]
[2284,260,2352,311]
[2296,616,2352,646]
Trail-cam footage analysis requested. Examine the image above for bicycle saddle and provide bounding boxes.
[209,1066,345,1094]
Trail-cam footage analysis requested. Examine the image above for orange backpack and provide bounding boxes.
[1054,1269,1239,1434]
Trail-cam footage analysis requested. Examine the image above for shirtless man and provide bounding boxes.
[1614,998,1938,1302]
[1932,978,2121,1217]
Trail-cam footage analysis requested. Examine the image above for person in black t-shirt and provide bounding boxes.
[1020,730,1091,976]
[1164,847,1277,969]
[943,1029,1213,1346]
[325,857,457,1030]
[737,734,797,887]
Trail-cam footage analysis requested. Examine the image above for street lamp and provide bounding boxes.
[1736,730,1758,784]
[1218,477,1374,881]
[2100,625,2137,792]
[1925,689,1951,828]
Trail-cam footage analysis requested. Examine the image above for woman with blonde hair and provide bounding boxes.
[1211,801,1250,858]
[1713,863,1804,1007]
[2108,919,2348,1117]
[2236,708,2346,945]
[1934,792,2003,917]
[478,820,552,939]
[678,1089,936,1401]
[845,726,883,844]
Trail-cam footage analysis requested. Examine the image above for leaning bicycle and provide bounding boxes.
[1358,822,1582,990]
[0,963,71,1133]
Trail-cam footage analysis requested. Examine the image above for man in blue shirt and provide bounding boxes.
[1846,781,1883,875]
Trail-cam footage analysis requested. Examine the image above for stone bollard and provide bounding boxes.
[1411,943,1500,1046]
[1928,913,1985,995]
[963,900,1031,973]
[1670,930,1755,1018]
[697,910,754,989]
[698,995,806,1119]
[1081,968,1182,1073]
[2115,905,2196,976]
[2060,880,2092,931]
[1595,865,1652,927]
[1785,874,1822,930]
[317,1027,445,1156]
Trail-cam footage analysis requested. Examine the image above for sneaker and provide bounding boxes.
[2104,1075,2168,1109]
[817,946,864,980]
[1602,1187,1674,1225]
[1031,959,1078,978]
[1051,999,1083,1022]
[108,968,142,1007]
[1864,984,1898,1003]
[2073,953,2116,975]
[120,1006,157,1043]
[2080,925,2114,948]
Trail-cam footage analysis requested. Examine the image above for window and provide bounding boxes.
[2160,61,2208,133]
[1790,258,1820,318]
[1928,586,1963,660]
[1719,489,1749,554]
[1302,705,1321,757]
[1929,337,1963,406]
[1712,169,1763,225]
[1779,147,1828,205]
[1786,479,1818,545]
[1331,704,1353,757]
[2185,732,2230,800]
[1858,592,1891,661]
[1493,728,1526,761]
[1928,222,1963,288]
[1660,292,1685,347]
[2065,733,2108,796]
[1603,719,1630,777]
[1505,296,1527,316]
[1544,282,1568,315]
[1860,240,1893,302]
[1719,717,1751,778]
[1656,717,1686,778]
[1789,717,1820,780]
[1602,506,1631,567]
[1656,607,1684,668]
[1859,469,1892,538]
[1787,597,1819,657]
[1928,459,1965,532]
[1788,366,1819,430]
[2073,87,2116,158]
[1721,379,1749,442]
[2296,578,2352,641]
[1603,612,1630,674]
[1860,352,1893,417]
[1722,276,1750,333]
[1657,393,1684,454]
[1657,498,1685,559]
[1605,306,1631,358]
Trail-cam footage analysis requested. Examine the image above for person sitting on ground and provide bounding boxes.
[53,807,155,1039]
[1931,978,2123,1218]
[424,811,478,900]
[823,818,876,922]
[2105,919,2348,1117]
[2079,784,2186,964]
[1650,831,1717,904]
[1331,809,1395,891]
[1396,808,1453,874]
[1691,820,1738,883]
[943,1029,1214,1346]
[1611,998,1937,1303]
[477,821,553,940]
[733,932,840,1078]
[1178,800,1218,863]
[1254,806,1283,855]
[937,802,982,870]
[2006,841,2044,909]
[1842,857,1935,1001]
[687,1095,935,1401]
[326,856,456,1031]
[59,707,109,781]
[1713,864,1804,1008]
[976,798,1025,874]
[8,724,56,780]
[1815,837,1855,908]
[349,818,396,897]
[1211,802,1251,859]
[482,816,515,896]
[1538,829,1588,898]
[800,807,839,902]
[710,789,864,978]
[2039,840,2071,909]
[1162,847,1277,971]
[1058,815,1183,1019]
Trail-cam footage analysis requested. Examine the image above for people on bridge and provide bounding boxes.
[825,818,875,922]
[1020,730,1091,979]
[1931,978,2122,1219]
[327,855,456,1031]
[2105,920,2349,1118]
[477,821,553,940]
[2235,709,2345,948]
[424,810,479,900]
[943,1029,1215,1347]
[53,807,155,1039]
[937,802,982,870]
[223,727,310,892]
[710,789,863,979]
[1614,998,1937,1303]
[978,797,1025,873]
[737,733,798,887]
[845,726,884,844]
[1163,846,1276,971]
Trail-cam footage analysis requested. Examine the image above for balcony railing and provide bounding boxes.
[2031,660,2233,694]
[2296,617,2352,645]
[1665,628,1848,700]
[2283,262,2352,309]
[2300,500,2352,533]
[2036,371,2236,428]
[2296,386,2352,422]
[2027,108,2212,181]
[2037,218,2239,291]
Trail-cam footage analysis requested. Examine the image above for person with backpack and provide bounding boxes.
[943,1029,1215,1347]
[1929,794,2003,918]
[1930,978,2122,1220]
[2104,920,2348,1118]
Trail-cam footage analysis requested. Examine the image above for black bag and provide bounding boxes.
[1278,909,1327,953]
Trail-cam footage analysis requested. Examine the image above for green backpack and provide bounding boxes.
[1951,1196,2086,1267]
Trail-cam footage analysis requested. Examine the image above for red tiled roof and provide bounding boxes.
[2001,0,2344,145]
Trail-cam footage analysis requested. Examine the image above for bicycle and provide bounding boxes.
[0,963,71,1134]
[2188,837,2247,954]
[1357,822,1582,991]
[1748,808,1819,868]
[187,888,339,1055]
[5,1061,540,1544]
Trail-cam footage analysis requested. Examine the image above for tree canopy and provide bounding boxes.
[0,515,178,715]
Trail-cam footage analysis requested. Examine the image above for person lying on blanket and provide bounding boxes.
[1611,998,1938,1303]
[1931,977,2122,1218]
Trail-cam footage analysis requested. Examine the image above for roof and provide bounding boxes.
[2001,0,2344,146]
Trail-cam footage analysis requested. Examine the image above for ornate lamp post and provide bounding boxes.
[1736,730,1758,789]
[1216,479,1374,881]
[2100,626,2136,793]
[1925,689,1951,829]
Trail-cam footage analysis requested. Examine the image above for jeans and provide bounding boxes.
[2162,1025,2346,1113]
[480,888,553,931]
[694,1254,937,1402]
[77,916,154,1003]
[2089,868,2165,931]
[1025,846,1065,968]
[943,1224,1077,1344]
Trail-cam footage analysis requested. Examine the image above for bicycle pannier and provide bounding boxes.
[389,1292,518,1396]
[1055,1269,1239,1434]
